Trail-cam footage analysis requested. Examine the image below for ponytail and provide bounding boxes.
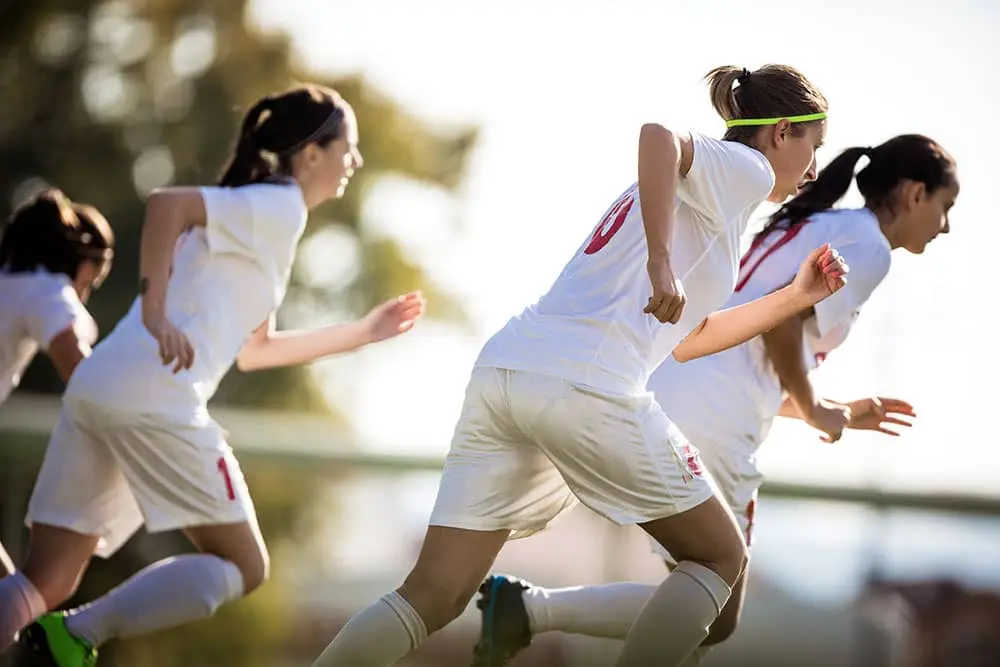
[217,86,348,188]
[756,147,869,241]
[218,98,276,187]
[706,66,748,122]
[73,204,115,263]
[755,134,956,243]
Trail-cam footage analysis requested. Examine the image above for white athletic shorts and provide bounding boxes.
[428,367,715,539]
[26,396,255,558]
[651,436,763,563]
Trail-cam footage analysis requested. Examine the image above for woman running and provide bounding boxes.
[0,190,114,578]
[0,84,425,666]
[475,133,958,667]
[311,64,841,667]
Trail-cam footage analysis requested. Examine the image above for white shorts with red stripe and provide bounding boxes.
[429,367,717,539]
[651,436,763,563]
[26,396,255,558]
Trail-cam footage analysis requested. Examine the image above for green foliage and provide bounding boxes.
[1,0,476,412]
[0,1,477,664]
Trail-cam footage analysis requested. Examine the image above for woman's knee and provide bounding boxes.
[712,537,749,586]
[704,605,742,645]
[399,563,480,630]
[645,500,750,588]
[233,544,270,594]
[184,522,270,595]
[22,526,98,607]
[21,564,80,609]
[704,567,750,645]
[396,525,508,633]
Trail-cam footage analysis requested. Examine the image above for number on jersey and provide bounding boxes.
[584,190,635,255]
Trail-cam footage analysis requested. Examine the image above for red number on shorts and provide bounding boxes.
[217,456,236,501]
[583,191,635,255]
[682,443,704,478]
[744,497,757,547]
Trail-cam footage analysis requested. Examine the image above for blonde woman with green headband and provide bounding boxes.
[311,64,839,667]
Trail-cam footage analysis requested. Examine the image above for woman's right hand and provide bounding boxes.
[806,398,852,443]
[644,254,687,324]
[142,309,195,373]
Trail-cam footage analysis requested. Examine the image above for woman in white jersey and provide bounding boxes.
[474,134,959,666]
[0,190,114,578]
[312,64,843,667]
[0,85,426,664]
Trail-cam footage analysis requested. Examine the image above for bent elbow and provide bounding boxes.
[672,348,694,363]
[235,350,260,373]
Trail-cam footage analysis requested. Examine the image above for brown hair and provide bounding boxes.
[706,65,828,145]
[73,203,115,263]
[219,85,349,187]
[0,189,114,278]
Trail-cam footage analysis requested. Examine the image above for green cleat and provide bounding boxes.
[20,612,98,667]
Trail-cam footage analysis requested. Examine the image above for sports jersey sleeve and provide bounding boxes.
[813,241,891,338]
[22,281,88,349]
[200,184,308,261]
[677,133,775,230]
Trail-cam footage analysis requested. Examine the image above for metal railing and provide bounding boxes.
[3,393,999,515]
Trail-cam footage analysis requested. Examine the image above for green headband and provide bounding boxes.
[725,112,827,128]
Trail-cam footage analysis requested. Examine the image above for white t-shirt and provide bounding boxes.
[0,270,97,405]
[475,132,775,395]
[66,182,308,423]
[649,208,892,455]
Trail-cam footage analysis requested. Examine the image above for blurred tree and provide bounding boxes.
[0,0,475,414]
[0,1,475,665]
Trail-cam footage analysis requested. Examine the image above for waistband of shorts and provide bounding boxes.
[473,360,645,397]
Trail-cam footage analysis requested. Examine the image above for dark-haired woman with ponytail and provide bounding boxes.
[0,189,113,578]
[475,134,959,667]
[0,86,425,664]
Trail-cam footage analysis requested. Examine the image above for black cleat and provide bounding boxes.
[17,612,97,667]
[19,621,59,667]
[470,574,533,667]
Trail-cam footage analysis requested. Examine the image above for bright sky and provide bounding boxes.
[251,0,999,495]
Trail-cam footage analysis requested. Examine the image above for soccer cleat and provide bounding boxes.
[470,574,533,667]
[20,612,97,667]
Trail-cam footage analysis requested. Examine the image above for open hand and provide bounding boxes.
[362,291,426,343]
[844,397,916,436]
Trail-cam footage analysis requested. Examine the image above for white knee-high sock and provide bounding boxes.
[64,554,244,648]
[615,561,731,667]
[0,572,47,652]
[524,582,654,639]
[311,591,428,667]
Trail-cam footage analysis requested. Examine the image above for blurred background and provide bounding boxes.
[1,0,998,665]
